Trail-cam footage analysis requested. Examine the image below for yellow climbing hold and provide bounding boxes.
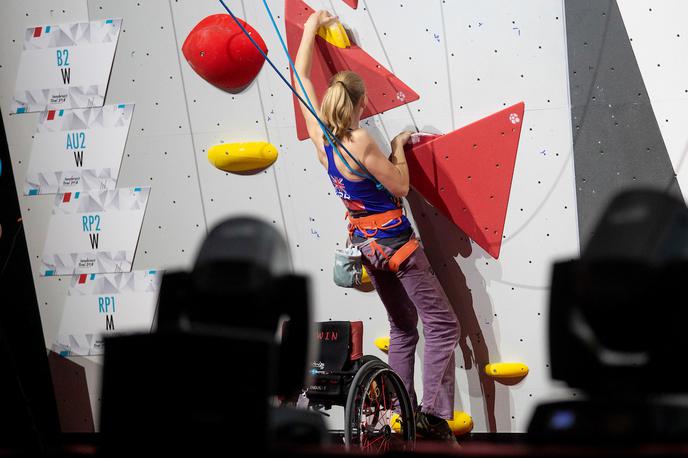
[448,411,473,435]
[317,21,351,48]
[207,141,278,173]
[361,266,371,284]
[390,413,402,433]
[484,362,529,378]
[391,411,473,436]
[374,336,390,352]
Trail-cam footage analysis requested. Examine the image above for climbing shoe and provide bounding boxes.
[415,411,458,443]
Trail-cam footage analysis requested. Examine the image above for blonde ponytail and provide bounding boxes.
[321,71,366,142]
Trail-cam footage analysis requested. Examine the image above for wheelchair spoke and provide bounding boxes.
[381,376,388,414]
[345,364,415,452]
[376,376,391,430]
[375,437,387,453]
[362,431,385,450]
[358,373,404,454]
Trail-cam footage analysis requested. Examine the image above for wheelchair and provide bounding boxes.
[295,321,416,452]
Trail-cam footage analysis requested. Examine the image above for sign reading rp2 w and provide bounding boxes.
[24,104,134,195]
[12,19,122,114]
[41,187,150,276]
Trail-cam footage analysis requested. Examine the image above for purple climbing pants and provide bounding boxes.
[355,236,460,420]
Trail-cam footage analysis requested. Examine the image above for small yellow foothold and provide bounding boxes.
[390,413,402,433]
[317,21,351,48]
[484,362,529,379]
[361,266,371,284]
[207,141,278,173]
[447,411,473,436]
[374,336,390,352]
[392,411,473,436]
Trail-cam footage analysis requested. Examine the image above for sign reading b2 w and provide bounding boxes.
[12,19,122,114]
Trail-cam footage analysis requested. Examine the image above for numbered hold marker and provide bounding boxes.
[13,19,122,113]
[484,362,529,379]
[208,142,278,174]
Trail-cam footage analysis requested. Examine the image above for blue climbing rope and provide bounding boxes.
[259,0,380,186]
[217,0,387,191]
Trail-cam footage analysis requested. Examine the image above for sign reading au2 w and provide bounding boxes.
[24,104,134,195]
[12,19,122,113]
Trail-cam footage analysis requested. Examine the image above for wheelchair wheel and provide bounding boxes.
[359,354,384,366]
[344,361,415,452]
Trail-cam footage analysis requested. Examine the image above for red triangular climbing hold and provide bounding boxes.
[286,0,419,141]
[404,103,525,259]
[342,0,359,9]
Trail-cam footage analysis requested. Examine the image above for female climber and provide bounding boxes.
[294,10,460,443]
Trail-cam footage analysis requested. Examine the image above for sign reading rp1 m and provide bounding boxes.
[53,270,161,356]
[12,19,122,114]
[41,187,150,276]
[25,104,134,195]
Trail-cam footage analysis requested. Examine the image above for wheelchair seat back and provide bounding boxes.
[306,321,363,403]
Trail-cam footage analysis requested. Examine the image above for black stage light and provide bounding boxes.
[529,189,688,442]
[100,217,321,453]
[100,330,276,452]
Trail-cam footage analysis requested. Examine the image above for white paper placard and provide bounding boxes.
[41,187,150,276]
[53,270,161,356]
[25,104,134,195]
[12,19,122,113]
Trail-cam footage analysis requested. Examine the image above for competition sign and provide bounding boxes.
[53,270,161,356]
[41,187,150,276]
[12,19,122,113]
[25,104,134,195]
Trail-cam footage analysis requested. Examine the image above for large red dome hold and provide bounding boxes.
[182,14,268,92]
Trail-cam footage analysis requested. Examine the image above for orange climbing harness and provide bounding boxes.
[347,208,404,237]
[347,209,420,273]
[387,238,420,272]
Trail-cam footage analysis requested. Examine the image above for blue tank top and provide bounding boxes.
[325,142,411,239]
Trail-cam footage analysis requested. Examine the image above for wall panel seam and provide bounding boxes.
[167,0,209,235]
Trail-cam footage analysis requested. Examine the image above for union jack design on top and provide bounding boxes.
[330,175,351,200]
[330,175,347,193]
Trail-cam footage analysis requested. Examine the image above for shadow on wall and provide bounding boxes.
[406,189,507,432]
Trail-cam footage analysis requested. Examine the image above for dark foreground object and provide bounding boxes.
[535,189,688,442]
[5,433,688,457]
[0,102,60,451]
[100,218,323,453]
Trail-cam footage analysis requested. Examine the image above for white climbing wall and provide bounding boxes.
[16,0,688,433]
[617,0,688,198]
[0,0,94,425]
[437,0,580,430]
[0,0,209,428]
